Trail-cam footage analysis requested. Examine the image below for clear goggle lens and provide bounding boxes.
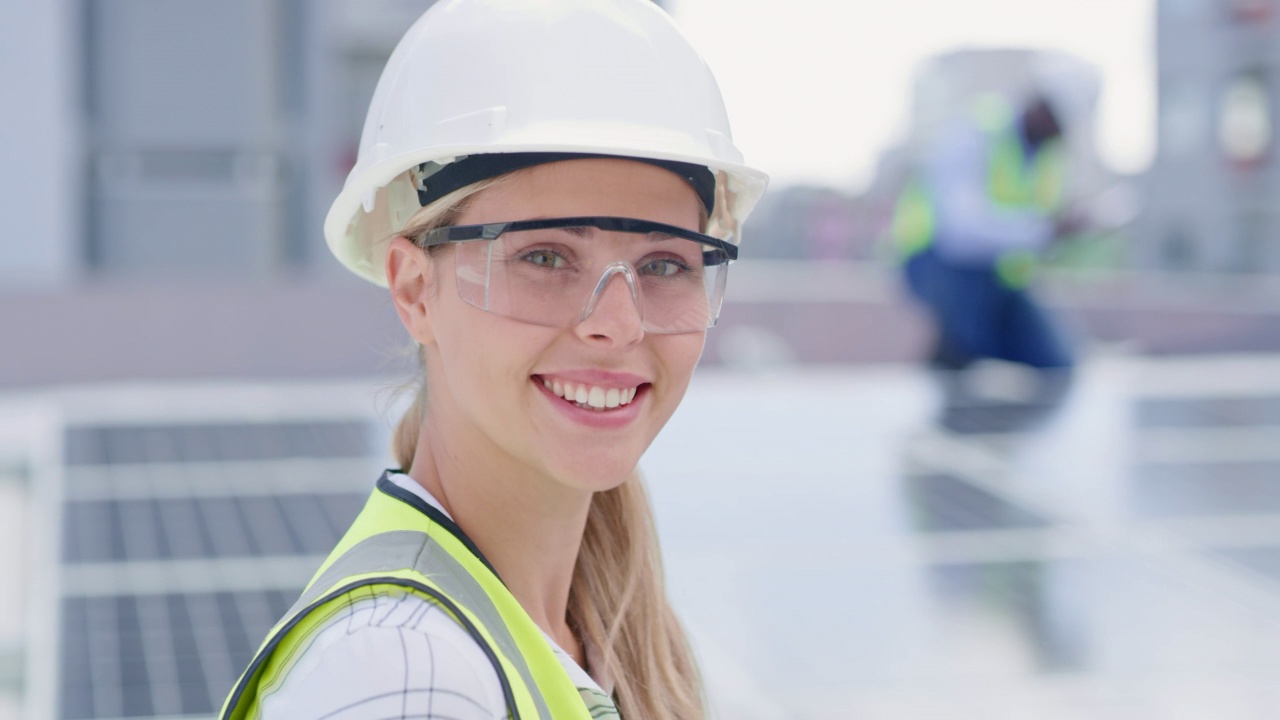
[437,222,731,334]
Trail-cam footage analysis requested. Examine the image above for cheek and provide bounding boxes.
[434,300,556,411]
[655,332,706,394]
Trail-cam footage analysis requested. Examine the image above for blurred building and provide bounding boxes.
[2,0,675,288]
[1140,0,1280,272]
[743,186,872,260]
[2,0,440,287]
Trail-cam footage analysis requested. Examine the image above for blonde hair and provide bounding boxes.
[390,175,705,719]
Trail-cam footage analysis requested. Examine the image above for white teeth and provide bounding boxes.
[586,386,605,409]
[541,377,641,410]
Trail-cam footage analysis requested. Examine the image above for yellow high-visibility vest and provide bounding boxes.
[220,472,594,720]
[892,111,1066,288]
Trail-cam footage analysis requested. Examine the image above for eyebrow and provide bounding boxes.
[540,224,688,243]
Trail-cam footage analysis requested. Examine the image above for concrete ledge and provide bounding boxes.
[3,263,1279,388]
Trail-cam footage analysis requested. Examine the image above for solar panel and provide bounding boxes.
[1136,395,1280,428]
[57,419,378,719]
[32,361,1280,719]
[904,472,1053,532]
[65,420,374,466]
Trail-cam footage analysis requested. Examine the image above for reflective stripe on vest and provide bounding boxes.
[219,473,593,720]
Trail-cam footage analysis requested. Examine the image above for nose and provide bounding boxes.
[576,262,645,345]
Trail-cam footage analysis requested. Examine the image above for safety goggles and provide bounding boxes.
[419,216,738,334]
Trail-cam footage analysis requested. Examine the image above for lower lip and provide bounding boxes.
[533,378,646,429]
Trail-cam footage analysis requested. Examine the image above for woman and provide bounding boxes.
[221,1,766,718]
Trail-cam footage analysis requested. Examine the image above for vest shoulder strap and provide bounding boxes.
[220,474,592,720]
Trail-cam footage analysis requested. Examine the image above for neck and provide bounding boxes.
[406,409,592,662]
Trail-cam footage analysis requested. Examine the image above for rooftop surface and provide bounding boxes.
[2,351,1278,719]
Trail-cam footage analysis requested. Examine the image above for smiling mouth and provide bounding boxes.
[535,376,644,411]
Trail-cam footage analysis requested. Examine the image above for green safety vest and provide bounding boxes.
[219,472,595,720]
[892,117,1066,288]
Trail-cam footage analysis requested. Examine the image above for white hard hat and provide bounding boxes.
[325,0,769,286]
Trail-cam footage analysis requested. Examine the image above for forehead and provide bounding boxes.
[456,158,704,230]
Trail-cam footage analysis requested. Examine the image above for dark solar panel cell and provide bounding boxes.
[268,589,295,621]
[237,496,301,556]
[216,592,254,664]
[319,492,365,536]
[236,592,279,646]
[60,591,299,719]
[167,594,213,715]
[155,496,213,559]
[939,401,1064,435]
[279,493,344,553]
[62,501,90,563]
[103,427,144,467]
[905,472,1052,532]
[116,597,153,717]
[1130,462,1280,517]
[60,598,95,720]
[64,428,108,466]
[121,681,153,718]
[62,499,125,563]
[65,421,373,465]
[199,498,256,557]
[1137,396,1280,428]
[117,499,163,561]
[148,499,174,559]
[168,425,217,464]
[139,425,181,464]
[187,593,237,708]
[135,595,180,716]
[71,492,361,563]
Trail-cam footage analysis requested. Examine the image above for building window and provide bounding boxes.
[1218,70,1272,169]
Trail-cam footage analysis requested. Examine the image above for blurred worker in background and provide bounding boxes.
[893,92,1082,430]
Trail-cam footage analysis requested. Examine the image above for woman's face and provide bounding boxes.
[416,158,708,493]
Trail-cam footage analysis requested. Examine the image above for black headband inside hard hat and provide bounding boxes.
[414,152,717,214]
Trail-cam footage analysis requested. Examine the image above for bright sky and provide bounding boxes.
[668,0,1157,191]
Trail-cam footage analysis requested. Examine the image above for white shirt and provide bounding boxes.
[925,119,1054,264]
[260,472,617,719]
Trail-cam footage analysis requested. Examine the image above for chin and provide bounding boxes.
[552,454,641,494]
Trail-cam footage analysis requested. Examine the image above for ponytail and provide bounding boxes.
[571,476,704,719]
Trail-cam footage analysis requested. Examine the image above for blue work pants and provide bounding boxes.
[904,248,1074,370]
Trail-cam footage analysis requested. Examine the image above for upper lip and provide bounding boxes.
[534,369,650,387]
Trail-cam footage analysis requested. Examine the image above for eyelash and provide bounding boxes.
[517,246,572,269]
[640,256,693,277]
[513,245,698,275]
